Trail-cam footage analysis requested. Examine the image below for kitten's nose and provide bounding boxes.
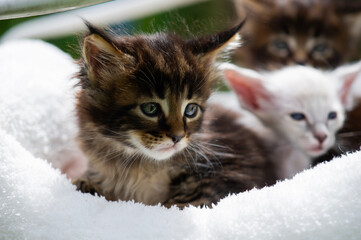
[166,134,184,144]
[315,133,327,144]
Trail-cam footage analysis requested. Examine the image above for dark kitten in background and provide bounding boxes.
[73,21,275,208]
[233,0,361,70]
[232,0,361,161]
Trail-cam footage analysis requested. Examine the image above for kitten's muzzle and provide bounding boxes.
[313,124,328,144]
[314,133,327,144]
[166,133,185,144]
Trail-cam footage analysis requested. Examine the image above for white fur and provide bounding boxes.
[130,133,187,161]
[221,63,361,179]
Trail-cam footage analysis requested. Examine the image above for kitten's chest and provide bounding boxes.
[123,168,171,205]
[92,161,173,205]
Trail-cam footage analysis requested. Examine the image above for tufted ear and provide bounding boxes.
[186,20,246,62]
[82,22,135,88]
[220,63,272,111]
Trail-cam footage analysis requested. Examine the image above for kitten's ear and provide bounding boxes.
[220,63,271,111]
[82,22,135,86]
[333,61,361,110]
[186,20,246,62]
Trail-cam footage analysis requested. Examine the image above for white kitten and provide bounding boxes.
[221,63,361,179]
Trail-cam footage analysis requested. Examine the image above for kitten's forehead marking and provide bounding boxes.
[150,41,191,79]
[165,89,184,118]
[159,98,169,117]
[165,89,202,121]
[174,45,191,77]
[146,90,183,118]
[139,88,203,123]
[154,52,167,73]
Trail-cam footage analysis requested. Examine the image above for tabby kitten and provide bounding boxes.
[73,21,274,207]
[233,0,361,70]
[221,63,361,179]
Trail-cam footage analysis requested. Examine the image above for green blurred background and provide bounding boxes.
[0,0,236,59]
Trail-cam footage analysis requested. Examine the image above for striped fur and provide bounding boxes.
[73,21,274,207]
[233,0,361,70]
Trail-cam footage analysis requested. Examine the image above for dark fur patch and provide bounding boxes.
[233,0,355,69]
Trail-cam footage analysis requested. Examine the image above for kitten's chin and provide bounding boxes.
[306,143,331,157]
[130,137,187,161]
[146,148,176,161]
[145,143,187,161]
[307,148,327,157]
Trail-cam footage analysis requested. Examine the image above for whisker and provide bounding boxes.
[188,142,216,170]
[337,131,361,138]
[140,66,159,91]
[180,150,192,170]
[184,147,198,172]
[335,142,347,154]
[117,157,132,181]
[103,128,128,137]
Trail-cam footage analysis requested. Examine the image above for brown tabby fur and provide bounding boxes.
[233,0,361,70]
[233,0,361,162]
[164,104,275,208]
[73,21,275,207]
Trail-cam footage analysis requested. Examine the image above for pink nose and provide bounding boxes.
[315,133,327,144]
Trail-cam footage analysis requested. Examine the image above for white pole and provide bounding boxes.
[0,0,112,20]
[1,0,208,41]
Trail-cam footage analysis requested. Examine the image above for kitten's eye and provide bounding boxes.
[328,111,337,120]
[273,40,289,50]
[312,44,328,53]
[290,113,306,121]
[184,103,199,118]
[140,103,160,117]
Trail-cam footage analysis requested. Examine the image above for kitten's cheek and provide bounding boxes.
[174,138,188,152]
[323,136,335,151]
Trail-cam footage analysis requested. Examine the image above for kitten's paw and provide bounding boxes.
[72,178,98,196]
[163,199,211,209]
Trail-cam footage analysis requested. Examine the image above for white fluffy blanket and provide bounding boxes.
[1,40,360,240]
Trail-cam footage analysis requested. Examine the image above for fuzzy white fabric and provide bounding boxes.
[0,40,360,240]
[0,40,82,169]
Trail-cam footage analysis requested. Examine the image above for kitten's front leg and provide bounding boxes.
[72,176,99,196]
